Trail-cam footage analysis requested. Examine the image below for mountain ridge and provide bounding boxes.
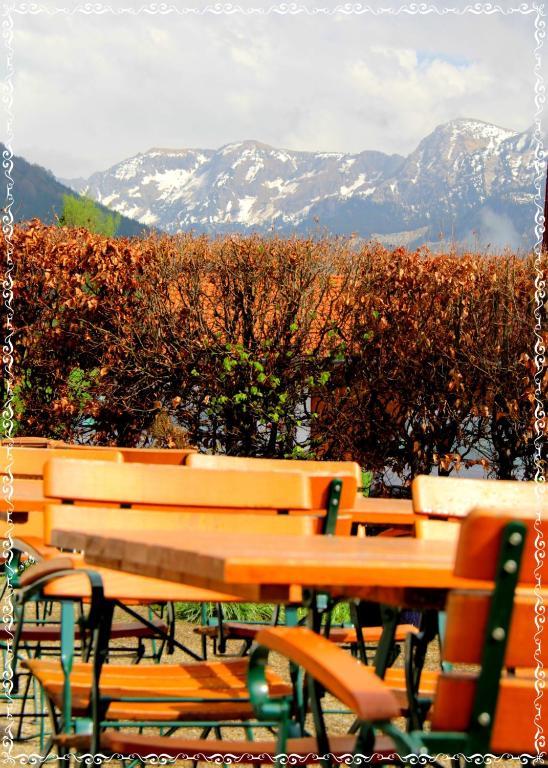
[61,118,537,249]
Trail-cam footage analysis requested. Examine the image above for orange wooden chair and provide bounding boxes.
[403,475,546,725]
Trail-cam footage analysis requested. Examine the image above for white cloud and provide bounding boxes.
[9,6,539,177]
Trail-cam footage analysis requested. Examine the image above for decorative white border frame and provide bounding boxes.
[1,2,545,764]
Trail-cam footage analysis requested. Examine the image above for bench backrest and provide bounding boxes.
[186,453,362,486]
[42,459,358,544]
[54,445,196,465]
[412,475,545,519]
[1,439,197,465]
[0,446,123,478]
[429,505,546,754]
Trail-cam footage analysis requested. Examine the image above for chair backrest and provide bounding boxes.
[0,446,123,478]
[186,453,362,486]
[429,505,546,754]
[118,447,196,464]
[46,507,320,548]
[42,458,358,544]
[412,475,545,519]
[1,440,196,465]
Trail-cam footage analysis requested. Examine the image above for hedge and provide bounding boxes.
[3,221,545,493]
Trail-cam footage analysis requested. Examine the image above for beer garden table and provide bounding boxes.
[51,527,479,675]
[51,527,473,604]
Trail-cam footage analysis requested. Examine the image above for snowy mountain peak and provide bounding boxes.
[443,117,517,141]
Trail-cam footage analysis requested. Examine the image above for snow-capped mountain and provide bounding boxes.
[63,119,539,249]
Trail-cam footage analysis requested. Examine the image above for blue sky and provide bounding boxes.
[416,51,472,68]
[8,2,540,177]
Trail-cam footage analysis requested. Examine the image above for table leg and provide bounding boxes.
[405,609,439,730]
[374,604,400,678]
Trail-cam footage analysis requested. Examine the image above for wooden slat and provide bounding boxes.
[44,459,357,511]
[454,506,546,583]
[99,732,376,762]
[1,437,65,448]
[41,568,295,604]
[443,590,543,667]
[414,519,460,541]
[0,447,122,477]
[2,441,197,464]
[348,496,417,525]
[43,505,321,546]
[0,617,168,642]
[186,453,362,485]
[1,478,52,512]
[18,553,242,602]
[220,621,417,645]
[431,673,539,754]
[412,475,546,519]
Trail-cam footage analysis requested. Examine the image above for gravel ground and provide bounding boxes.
[1,603,522,767]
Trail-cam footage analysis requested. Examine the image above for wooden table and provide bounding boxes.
[51,526,481,677]
[51,527,477,605]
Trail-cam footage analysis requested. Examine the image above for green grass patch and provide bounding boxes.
[175,600,352,625]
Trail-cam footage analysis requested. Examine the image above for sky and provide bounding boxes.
[5,1,543,179]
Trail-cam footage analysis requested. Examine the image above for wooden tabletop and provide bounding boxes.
[51,527,478,604]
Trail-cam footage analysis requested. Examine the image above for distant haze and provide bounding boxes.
[11,3,540,178]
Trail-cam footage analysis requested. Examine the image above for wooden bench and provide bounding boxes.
[20,459,366,754]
